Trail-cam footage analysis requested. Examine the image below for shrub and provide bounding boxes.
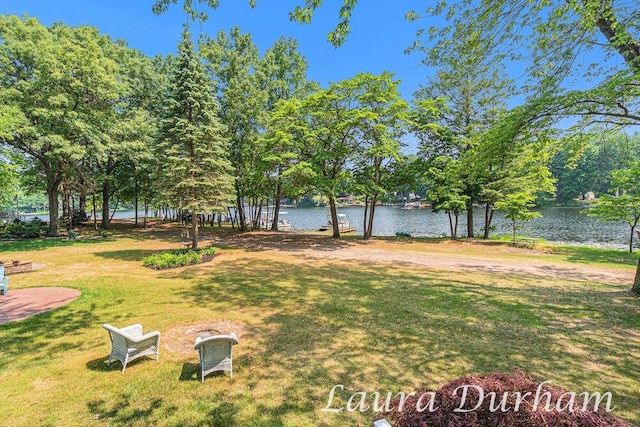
[143,247,216,270]
[0,218,47,238]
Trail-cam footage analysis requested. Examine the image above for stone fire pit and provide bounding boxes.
[1,261,33,274]
[163,320,250,355]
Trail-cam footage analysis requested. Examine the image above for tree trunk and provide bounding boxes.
[363,195,369,239]
[630,226,635,253]
[633,257,640,295]
[68,194,73,232]
[466,196,474,237]
[79,193,87,222]
[227,207,235,229]
[236,191,247,232]
[143,201,148,229]
[594,3,640,72]
[448,211,454,239]
[61,184,70,225]
[101,180,110,229]
[92,193,98,231]
[134,176,139,228]
[191,209,198,250]
[328,195,340,239]
[47,185,61,237]
[271,174,283,231]
[453,213,459,240]
[365,196,376,240]
[483,204,494,239]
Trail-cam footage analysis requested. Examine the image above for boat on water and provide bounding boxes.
[400,201,430,209]
[259,211,292,231]
[318,213,356,233]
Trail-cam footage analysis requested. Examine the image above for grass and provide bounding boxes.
[0,224,638,426]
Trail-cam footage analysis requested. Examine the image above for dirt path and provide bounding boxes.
[211,232,635,285]
[299,247,634,284]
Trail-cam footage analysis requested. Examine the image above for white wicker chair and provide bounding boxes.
[194,333,239,382]
[0,266,8,295]
[103,324,160,373]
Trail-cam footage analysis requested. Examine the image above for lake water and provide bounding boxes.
[275,206,633,250]
[20,206,634,250]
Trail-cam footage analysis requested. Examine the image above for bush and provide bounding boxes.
[0,217,47,238]
[143,247,216,270]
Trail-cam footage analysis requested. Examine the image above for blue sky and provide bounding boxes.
[1,0,429,100]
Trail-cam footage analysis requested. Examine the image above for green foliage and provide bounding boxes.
[345,72,408,239]
[0,152,18,210]
[142,246,216,269]
[158,28,235,248]
[151,0,356,47]
[495,191,541,241]
[587,163,640,252]
[0,217,48,239]
[551,132,640,202]
[424,156,468,240]
[0,16,162,236]
[200,27,268,231]
[413,0,640,132]
[0,16,116,235]
[273,73,404,237]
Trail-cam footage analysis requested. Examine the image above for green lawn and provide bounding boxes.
[0,225,638,426]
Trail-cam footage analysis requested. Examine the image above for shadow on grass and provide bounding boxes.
[0,300,99,371]
[87,395,164,425]
[85,355,159,373]
[93,249,160,262]
[209,231,354,253]
[88,388,245,426]
[549,245,638,266]
[169,257,640,424]
[179,362,199,381]
[0,237,104,253]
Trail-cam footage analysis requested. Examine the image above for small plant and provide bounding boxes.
[142,247,216,270]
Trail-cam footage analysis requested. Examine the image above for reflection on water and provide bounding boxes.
[20,206,632,249]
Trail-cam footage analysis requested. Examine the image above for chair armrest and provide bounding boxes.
[118,324,144,338]
[128,330,160,344]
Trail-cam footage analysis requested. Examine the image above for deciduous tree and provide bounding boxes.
[587,163,640,254]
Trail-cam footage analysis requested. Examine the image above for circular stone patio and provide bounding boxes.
[0,287,81,325]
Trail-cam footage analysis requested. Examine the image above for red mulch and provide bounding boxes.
[374,370,634,427]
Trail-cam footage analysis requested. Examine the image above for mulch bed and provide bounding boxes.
[375,370,633,427]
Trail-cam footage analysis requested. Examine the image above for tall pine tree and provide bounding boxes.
[158,28,234,249]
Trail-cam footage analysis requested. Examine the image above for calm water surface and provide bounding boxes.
[274,206,633,250]
[21,206,633,249]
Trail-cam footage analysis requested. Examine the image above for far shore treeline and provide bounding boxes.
[1,9,640,248]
